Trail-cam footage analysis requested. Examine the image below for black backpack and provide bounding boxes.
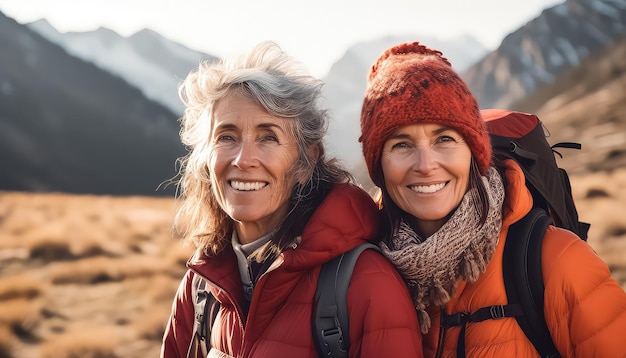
[485,109,589,239]
[188,242,380,358]
[442,109,590,358]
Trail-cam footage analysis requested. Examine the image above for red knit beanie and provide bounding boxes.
[359,42,491,187]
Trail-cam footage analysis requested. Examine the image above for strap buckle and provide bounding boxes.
[489,305,506,320]
[443,312,469,327]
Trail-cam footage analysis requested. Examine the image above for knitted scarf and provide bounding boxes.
[379,167,505,334]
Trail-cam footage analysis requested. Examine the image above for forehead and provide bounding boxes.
[212,93,293,132]
[389,122,456,136]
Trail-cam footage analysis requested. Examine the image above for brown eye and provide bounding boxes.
[217,134,235,142]
[261,135,279,142]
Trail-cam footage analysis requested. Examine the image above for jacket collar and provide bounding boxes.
[186,182,379,287]
[500,159,534,228]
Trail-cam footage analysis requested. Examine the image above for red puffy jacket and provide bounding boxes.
[161,183,423,358]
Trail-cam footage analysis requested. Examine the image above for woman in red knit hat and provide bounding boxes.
[359,41,626,357]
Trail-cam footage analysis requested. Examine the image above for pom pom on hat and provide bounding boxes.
[359,42,491,187]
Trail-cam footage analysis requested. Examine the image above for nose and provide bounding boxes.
[232,141,258,169]
[412,146,438,173]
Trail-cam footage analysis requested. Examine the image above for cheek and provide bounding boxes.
[451,153,472,191]
[274,150,299,176]
[381,155,406,184]
[207,146,228,172]
[381,161,405,203]
[277,164,299,194]
[452,156,470,173]
[207,150,227,195]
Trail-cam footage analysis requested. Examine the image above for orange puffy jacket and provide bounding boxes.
[422,160,626,357]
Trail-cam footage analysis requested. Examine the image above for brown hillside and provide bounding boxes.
[513,36,626,175]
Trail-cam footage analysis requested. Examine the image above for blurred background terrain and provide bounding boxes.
[0,0,624,356]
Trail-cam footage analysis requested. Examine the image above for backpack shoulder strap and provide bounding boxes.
[187,274,219,358]
[313,242,381,358]
[503,207,560,358]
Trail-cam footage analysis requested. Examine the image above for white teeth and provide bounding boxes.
[410,182,446,193]
[230,181,267,191]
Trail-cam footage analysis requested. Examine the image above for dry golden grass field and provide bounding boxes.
[0,193,193,358]
[0,170,625,358]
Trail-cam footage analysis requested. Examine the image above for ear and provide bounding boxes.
[307,143,320,163]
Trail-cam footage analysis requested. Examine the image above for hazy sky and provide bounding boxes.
[0,0,563,77]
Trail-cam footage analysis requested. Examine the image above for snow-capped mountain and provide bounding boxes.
[0,12,185,196]
[27,20,217,114]
[6,0,624,195]
[464,0,626,109]
[322,0,626,184]
[28,19,488,176]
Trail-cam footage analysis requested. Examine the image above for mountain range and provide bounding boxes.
[0,0,624,196]
[321,34,489,174]
[0,12,185,196]
[464,0,626,109]
[27,20,217,114]
[322,0,626,186]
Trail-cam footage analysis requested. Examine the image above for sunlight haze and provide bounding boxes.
[0,0,563,77]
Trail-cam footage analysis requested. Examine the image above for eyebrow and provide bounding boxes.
[257,122,287,134]
[432,126,454,135]
[214,121,288,134]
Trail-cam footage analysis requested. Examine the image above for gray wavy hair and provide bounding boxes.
[174,41,352,255]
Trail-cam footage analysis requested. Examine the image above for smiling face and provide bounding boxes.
[381,122,472,237]
[208,93,299,244]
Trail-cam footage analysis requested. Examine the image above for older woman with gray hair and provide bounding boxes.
[160,41,422,358]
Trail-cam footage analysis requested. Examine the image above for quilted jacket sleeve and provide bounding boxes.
[160,270,197,358]
[346,250,424,358]
[542,226,626,357]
